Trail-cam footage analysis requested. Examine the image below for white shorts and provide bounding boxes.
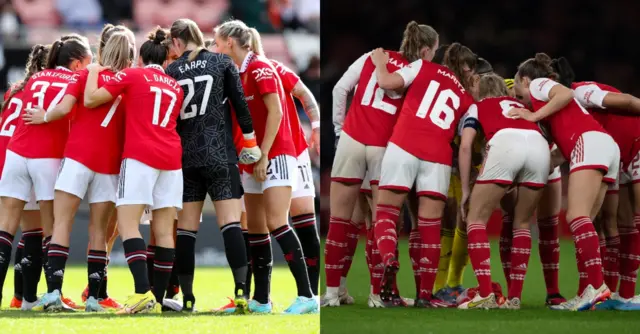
[140,206,201,225]
[569,131,620,184]
[379,142,451,200]
[116,158,183,210]
[55,158,118,204]
[0,150,60,202]
[360,171,372,194]
[242,155,298,194]
[476,129,550,188]
[620,149,640,185]
[331,131,385,183]
[292,149,315,199]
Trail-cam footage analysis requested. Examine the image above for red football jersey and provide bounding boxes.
[572,81,640,167]
[461,96,542,141]
[390,60,474,166]
[0,88,25,177]
[341,50,408,146]
[240,52,295,173]
[528,78,605,159]
[64,69,125,174]
[9,67,77,158]
[103,65,184,170]
[271,59,307,156]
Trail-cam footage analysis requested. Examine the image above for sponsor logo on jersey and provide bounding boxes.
[252,68,274,82]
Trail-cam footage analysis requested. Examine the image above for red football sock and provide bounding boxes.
[393,247,400,295]
[374,205,401,264]
[409,229,422,295]
[467,222,492,297]
[508,228,531,299]
[365,227,373,277]
[417,217,441,298]
[618,224,640,299]
[569,216,603,289]
[499,214,513,286]
[599,236,607,266]
[324,216,351,288]
[367,228,383,295]
[576,248,588,295]
[603,235,620,292]
[341,220,362,278]
[537,215,560,295]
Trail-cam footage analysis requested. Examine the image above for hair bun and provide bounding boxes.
[154,29,167,44]
[534,53,552,66]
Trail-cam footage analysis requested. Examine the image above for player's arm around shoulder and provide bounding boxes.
[84,64,121,108]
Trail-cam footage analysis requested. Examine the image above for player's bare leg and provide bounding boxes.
[609,183,640,309]
[81,202,114,312]
[414,195,452,308]
[264,185,315,314]
[115,204,155,314]
[499,188,517,287]
[149,207,177,308]
[37,191,83,311]
[213,198,250,312]
[373,188,407,306]
[536,180,565,305]
[290,196,320,297]
[552,170,610,311]
[176,201,205,311]
[10,211,42,309]
[407,189,423,300]
[244,193,272,312]
[599,193,620,294]
[325,181,363,302]
[502,185,544,309]
[458,183,507,310]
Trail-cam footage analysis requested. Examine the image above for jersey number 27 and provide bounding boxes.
[178,75,214,120]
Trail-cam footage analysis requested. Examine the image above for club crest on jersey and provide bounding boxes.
[115,71,127,82]
[252,68,274,82]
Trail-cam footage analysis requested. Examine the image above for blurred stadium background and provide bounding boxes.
[319,0,639,236]
[0,0,319,265]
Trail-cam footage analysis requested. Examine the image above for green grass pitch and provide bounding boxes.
[0,266,319,334]
[320,239,640,334]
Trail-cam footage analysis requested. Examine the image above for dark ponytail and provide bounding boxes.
[45,36,90,69]
[516,52,559,81]
[443,42,478,91]
[432,44,450,65]
[140,26,170,66]
[2,44,50,112]
[551,57,575,87]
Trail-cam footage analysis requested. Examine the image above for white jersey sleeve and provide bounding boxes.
[458,103,479,135]
[332,52,370,135]
[573,84,608,109]
[529,78,559,102]
[395,59,422,88]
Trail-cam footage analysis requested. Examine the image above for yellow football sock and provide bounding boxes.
[434,228,455,292]
[446,227,469,288]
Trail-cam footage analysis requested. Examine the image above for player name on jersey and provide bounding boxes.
[177,60,208,74]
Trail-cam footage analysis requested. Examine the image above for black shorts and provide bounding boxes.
[182,164,243,202]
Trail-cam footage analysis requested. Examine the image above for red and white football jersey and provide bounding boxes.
[390,60,474,166]
[528,78,605,159]
[339,50,409,147]
[239,52,295,173]
[9,67,77,158]
[572,81,640,167]
[461,96,542,141]
[103,65,184,170]
[64,69,125,175]
[0,88,24,177]
[271,59,308,157]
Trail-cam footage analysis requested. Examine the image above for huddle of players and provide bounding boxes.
[0,18,321,315]
[324,20,640,311]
